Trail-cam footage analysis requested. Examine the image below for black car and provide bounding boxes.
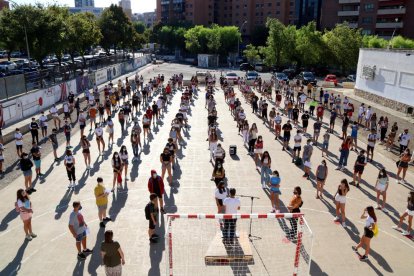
[282,69,296,80]
[239,63,254,71]
[296,71,317,85]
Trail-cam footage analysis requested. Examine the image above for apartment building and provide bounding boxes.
[156,0,321,36]
[321,0,414,39]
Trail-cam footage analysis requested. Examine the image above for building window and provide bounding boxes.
[268,3,272,7]
[256,4,259,8]
[362,17,372,24]
[267,11,272,15]
[364,3,374,11]
[276,10,280,15]
[362,29,372,35]
[277,2,280,6]
[289,11,293,15]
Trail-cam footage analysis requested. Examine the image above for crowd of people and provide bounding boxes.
[1,65,413,273]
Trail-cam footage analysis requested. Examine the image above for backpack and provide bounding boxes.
[145,202,152,220]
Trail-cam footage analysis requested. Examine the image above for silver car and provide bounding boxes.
[0,61,17,71]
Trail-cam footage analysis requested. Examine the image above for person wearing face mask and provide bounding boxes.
[64,149,77,189]
[80,135,91,170]
[315,160,328,199]
[120,146,129,181]
[147,170,165,214]
[68,201,93,260]
[20,152,35,194]
[213,143,226,165]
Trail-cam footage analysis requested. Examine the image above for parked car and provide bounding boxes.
[14,59,30,68]
[254,63,268,72]
[10,51,23,58]
[274,72,289,82]
[245,71,259,80]
[0,61,17,71]
[0,50,7,58]
[225,72,239,83]
[282,69,296,79]
[347,74,356,82]
[239,63,253,71]
[296,71,316,85]
[324,74,338,86]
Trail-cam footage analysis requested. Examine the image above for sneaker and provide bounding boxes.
[382,208,388,213]
[83,249,93,254]
[335,167,341,170]
[72,181,77,186]
[77,252,86,260]
[26,234,33,241]
[401,230,410,236]
[342,222,347,227]
[360,255,369,261]
[103,217,112,222]
[275,209,280,213]
[392,225,402,231]
[30,188,37,192]
[262,184,266,189]
[356,183,360,188]
[68,182,73,189]
[375,205,381,210]
[100,221,106,228]
[352,245,358,252]
[30,233,37,238]
[401,179,406,184]
[333,216,340,222]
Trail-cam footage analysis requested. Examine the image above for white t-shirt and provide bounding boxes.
[63,104,69,113]
[95,128,103,137]
[294,134,302,147]
[274,115,282,125]
[400,133,411,146]
[299,94,307,104]
[15,133,23,145]
[358,106,365,116]
[215,188,228,200]
[367,133,378,147]
[365,109,371,120]
[223,197,241,214]
[50,107,58,116]
[365,216,375,228]
[239,112,246,120]
[39,115,48,126]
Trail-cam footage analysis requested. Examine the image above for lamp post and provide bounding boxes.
[8,0,31,64]
[237,20,248,59]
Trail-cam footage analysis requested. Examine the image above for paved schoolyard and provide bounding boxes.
[0,63,413,276]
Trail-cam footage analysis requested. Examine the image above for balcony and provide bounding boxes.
[376,22,404,28]
[348,23,358,28]
[339,0,360,3]
[377,8,406,15]
[338,10,360,16]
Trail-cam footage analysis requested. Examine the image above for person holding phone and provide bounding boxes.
[353,206,377,261]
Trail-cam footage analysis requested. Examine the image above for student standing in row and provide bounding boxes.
[315,160,328,199]
[94,177,111,228]
[29,118,39,144]
[49,128,59,162]
[80,136,91,170]
[393,191,414,236]
[353,206,377,261]
[30,142,43,178]
[68,201,93,260]
[39,111,48,140]
[16,189,36,241]
[20,152,35,193]
[64,149,76,189]
[334,179,350,227]
[15,128,23,158]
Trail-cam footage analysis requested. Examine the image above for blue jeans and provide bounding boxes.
[338,149,350,167]
[261,166,271,185]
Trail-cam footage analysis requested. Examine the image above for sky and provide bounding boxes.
[11,0,156,13]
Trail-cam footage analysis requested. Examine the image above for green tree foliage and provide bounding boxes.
[184,25,240,55]
[390,36,414,49]
[323,23,363,72]
[66,12,102,67]
[0,8,21,60]
[133,21,146,34]
[243,44,260,64]
[295,22,324,67]
[362,35,388,48]
[98,4,134,53]
[158,26,187,51]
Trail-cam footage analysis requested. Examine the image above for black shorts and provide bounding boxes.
[217,199,224,206]
[82,149,90,154]
[283,134,291,142]
[354,165,364,174]
[367,145,374,152]
[149,219,156,230]
[317,177,325,182]
[302,121,308,128]
[293,146,301,152]
[16,145,23,150]
[364,227,374,238]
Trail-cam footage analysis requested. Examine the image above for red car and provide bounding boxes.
[324,74,338,86]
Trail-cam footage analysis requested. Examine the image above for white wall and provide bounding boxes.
[355,49,414,106]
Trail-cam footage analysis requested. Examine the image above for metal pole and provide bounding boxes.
[24,24,31,64]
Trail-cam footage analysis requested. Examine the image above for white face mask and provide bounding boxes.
[114,154,119,158]
[152,174,157,178]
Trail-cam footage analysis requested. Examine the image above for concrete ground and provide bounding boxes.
[0,63,413,276]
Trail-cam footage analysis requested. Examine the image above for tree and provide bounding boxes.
[66,12,102,68]
[362,35,388,49]
[133,21,146,34]
[391,36,414,49]
[263,18,296,67]
[217,26,240,56]
[243,44,260,64]
[0,8,21,60]
[206,25,221,54]
[295,21,324,67]
[184,25,206,54]
[323,23,363,73]
[98,4,133,53]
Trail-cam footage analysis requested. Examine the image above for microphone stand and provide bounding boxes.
[239,195,261,240]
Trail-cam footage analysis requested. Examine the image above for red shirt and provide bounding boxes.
[148,176,164,194]
[146,109,153,119]
[317,106,324,116]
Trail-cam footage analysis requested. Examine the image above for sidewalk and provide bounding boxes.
[1,63,153,144]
